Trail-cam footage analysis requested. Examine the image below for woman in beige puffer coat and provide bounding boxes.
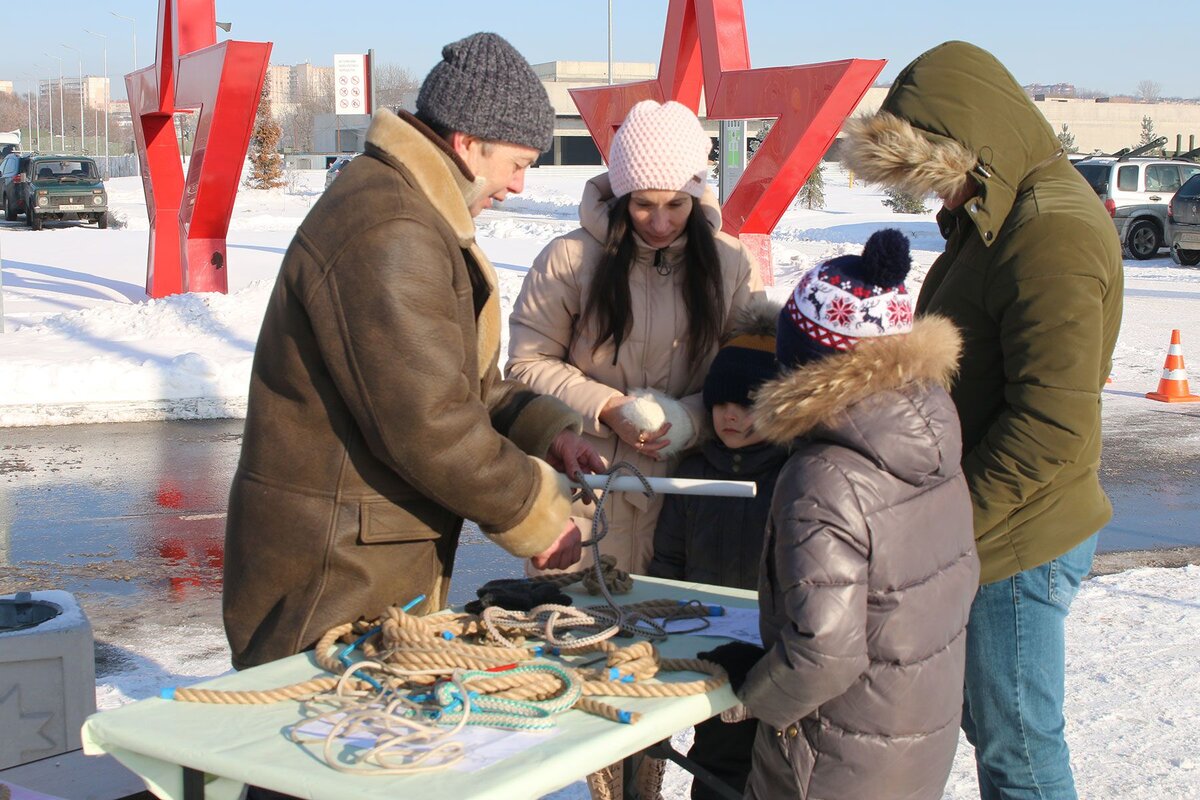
[506,101,763,574]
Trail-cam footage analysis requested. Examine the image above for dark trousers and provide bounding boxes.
[689,716,758,800]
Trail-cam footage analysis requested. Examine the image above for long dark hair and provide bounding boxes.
[583,195,725,368]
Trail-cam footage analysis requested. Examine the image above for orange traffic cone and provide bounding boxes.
[1146,330,1200,403]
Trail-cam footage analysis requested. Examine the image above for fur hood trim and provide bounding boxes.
[840,112,977,203]
[752,315,961,444]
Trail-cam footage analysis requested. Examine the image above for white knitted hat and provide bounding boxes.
[608,100,712,199]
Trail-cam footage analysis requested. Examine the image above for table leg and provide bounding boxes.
[182,766,205,800]
[643,740,741,800]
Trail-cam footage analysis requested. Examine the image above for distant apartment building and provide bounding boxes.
[38,76,112,112]
[267,62,335,117]
[109,98,131,131]
[0,81,13,95]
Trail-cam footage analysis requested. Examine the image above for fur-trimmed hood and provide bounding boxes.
[840,41,1063,247]
[752,316,962,480]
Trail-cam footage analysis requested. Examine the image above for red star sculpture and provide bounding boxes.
[571,0,884,284]
[126,0,272,297]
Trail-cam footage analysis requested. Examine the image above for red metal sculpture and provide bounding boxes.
[571,0,884,284]
[126,0,272,297]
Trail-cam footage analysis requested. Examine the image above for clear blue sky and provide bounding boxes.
[10,0,1194,101]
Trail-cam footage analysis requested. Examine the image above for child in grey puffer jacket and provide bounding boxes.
[700,229,979,800]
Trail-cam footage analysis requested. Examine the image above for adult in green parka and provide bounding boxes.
[842,41,1122,799]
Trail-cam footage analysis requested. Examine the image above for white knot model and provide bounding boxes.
[619,388,695,459]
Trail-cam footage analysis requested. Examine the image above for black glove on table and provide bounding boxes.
[697,641,766,694]
[463,579,573,615]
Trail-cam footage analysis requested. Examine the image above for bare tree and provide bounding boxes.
[278,72,334,152]
[373,64,420,112]
[1136,80,1162,103]
[2,94,25,128]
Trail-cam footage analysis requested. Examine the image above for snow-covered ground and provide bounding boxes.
[4,166,1198,433]
[2,165,1198,798]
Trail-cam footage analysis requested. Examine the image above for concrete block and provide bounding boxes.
[0,591,96,771]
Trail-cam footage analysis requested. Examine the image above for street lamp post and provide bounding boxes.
[62,44,85,154]
[85,29,110,175]
[44,53,65,153]
[19,72,39,151]
[42,70,53,153]
[111,11,136,70]
[24,80,32,148]
[608,0,614,86]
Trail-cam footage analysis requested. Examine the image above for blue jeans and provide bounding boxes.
[961,534,1096,800]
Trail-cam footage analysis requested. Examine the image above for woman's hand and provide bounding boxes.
[600,395,672,459]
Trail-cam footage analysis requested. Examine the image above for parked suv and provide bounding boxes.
[0,152,32,220]
[6,155,108,230]
[1074,157,1200,259]
[1167,173,1200,266]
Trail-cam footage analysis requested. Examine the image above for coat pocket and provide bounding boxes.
[358,497,456,544]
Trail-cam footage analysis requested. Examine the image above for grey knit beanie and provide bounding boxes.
[416,32,554,153]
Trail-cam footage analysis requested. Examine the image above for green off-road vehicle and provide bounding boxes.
[6,155,109,230]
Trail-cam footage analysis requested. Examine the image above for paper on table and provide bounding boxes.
[293,717,560,774]
[656,605,762,646]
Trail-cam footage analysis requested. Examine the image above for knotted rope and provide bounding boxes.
[165,463,733,775]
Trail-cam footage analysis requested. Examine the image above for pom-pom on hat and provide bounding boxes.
[777,229,915,368]
[608,100,712,199]
[416,32,554,153]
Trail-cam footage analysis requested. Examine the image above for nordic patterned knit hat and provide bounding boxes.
[416,32,555,153]
[608,100,712,199]
[777,229,915,368]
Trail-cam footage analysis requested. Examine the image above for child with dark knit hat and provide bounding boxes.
[647,298,788,800]
[698,229,980,800]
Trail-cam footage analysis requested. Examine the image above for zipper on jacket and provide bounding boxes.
[653,248,671,276]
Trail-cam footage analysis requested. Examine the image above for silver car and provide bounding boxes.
[325,155,356,189]
[1168,173,1200,266]
[1074,157,1200,260]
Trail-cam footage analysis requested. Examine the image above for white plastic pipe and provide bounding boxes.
[576,474,756,498]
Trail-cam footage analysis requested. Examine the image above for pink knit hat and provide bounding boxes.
[607,100,712,199]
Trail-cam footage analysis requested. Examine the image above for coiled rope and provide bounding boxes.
[166,463,731,775]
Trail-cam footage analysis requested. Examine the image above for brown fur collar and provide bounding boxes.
[364,108,487,247]
[364,108,505,382]
[840,112,977,203]
[752,315,962,444]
